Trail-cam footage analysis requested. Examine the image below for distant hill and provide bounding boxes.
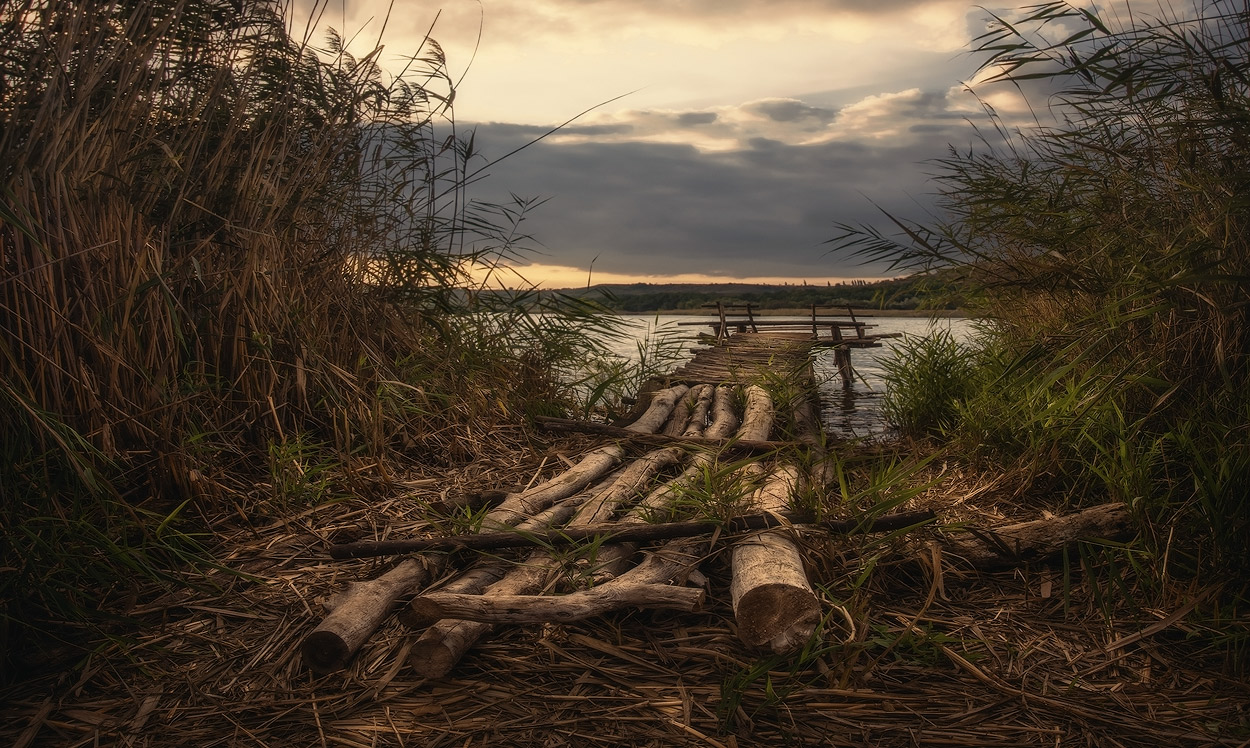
[540,276,960,312]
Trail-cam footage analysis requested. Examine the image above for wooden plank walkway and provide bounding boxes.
[667,303,899,388]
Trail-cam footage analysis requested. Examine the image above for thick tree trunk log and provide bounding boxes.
[738,385,774,444]
[942,502,1131,568]
[730,467,822,654]
[301,557,438,674]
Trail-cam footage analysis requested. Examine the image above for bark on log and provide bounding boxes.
[409,525,714,625]
[678,384,715,438]
[483,384,688,529]
[301,557,438,674]
[738,385,775,444]
[533,416,800,454]
[330,509,937,558]
[730,466,822,654]
[942,503,1131,568]
[407,583,704,625]
[406,399,688,681]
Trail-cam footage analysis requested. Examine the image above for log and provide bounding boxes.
[406,583,704,625]
[585,384,737,577]
[677,384,715,438]
[942,502,1131,568]
[329,509,937,558]
[533,416,802,454]
[483,384,689,529]
[408,522,716,626]
[730,465,822,654]
[407,416,689,680]
[307,497,589,672]
[301,557,438,674]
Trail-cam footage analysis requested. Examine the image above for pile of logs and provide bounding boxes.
[300,383,1131,678]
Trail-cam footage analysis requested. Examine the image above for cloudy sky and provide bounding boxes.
[315,0,1039,287]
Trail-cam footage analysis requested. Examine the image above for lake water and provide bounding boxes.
[605,314,977,438]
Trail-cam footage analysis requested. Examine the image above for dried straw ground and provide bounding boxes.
[3,434,1247,748]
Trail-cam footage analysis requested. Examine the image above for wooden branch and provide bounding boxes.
[942,503,1131,568]
[407,583,704,625]
[328,509,937,558]
[534,416,803,454]
[730,465,822,654]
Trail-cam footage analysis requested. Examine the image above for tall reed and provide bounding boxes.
[0,0,616,670]
[834,0,1250,583]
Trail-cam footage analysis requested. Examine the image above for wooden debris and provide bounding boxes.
[406,583,704,625]
[405,385,690,679]
[730,465,823,653]
[942,502,1132,568]
[301,557,437,674]
[534,415,803,453]
[327,508,937,558]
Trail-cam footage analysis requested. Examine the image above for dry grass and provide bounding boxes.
[2,440,1245,748]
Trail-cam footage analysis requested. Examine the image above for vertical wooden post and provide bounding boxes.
[716,301,728,344]
[746,303,758,332]
[810,303,818,337]
[835,346,853,389]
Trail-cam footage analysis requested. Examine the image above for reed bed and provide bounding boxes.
[0,0,628,675]
[833,0,1250,591]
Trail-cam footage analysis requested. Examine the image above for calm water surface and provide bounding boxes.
[607,314,977,438]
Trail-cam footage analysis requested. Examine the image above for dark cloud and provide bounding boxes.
[677,111,719,126]
[747,99,837,124]
[464,111,967,280]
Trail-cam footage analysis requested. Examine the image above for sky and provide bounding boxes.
[308,0,1043,287]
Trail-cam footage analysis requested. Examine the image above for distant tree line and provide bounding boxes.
[539,276,962,313]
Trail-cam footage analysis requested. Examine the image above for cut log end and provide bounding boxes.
[301,630,351,674]
[734,583,821,653]
[409,620,492,680]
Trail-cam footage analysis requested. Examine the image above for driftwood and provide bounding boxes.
[482,384,689,529]
[301,386,686,674]
[534,415,802,454]
[329,509,938,558]
[305,498,590,672]
[407,583,704,625]
[406,387,690,679]
[942,502,1131,568]
[730,465,823,654]
[301,557,438,674]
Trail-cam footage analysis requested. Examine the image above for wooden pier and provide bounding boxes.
[669,302,899,388]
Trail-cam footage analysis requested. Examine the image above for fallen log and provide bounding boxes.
[406,583,704,625]
[409,529,718,626]
[301,557,438,674]
[730,465,823,654]
[534,416,802,454]
[305,498,588,672]
[407,420,692,679]
[484,384,689,529]
[942,502,1131,568]
[328,508,937,558]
